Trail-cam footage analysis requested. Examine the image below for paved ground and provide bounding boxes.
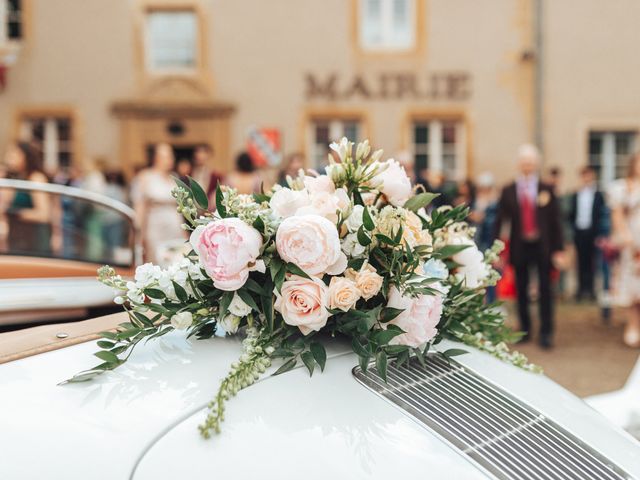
[505,301,640,398]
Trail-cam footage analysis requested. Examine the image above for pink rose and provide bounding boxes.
[385,286,443,348]
[274,275,330,335]
[276,214,347,276]
[372,159,412,207]
[190,218,264,291]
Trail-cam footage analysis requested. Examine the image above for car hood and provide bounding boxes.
[0,330,638,480]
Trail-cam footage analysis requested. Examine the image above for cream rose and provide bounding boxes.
[385,286,443,348]
[345,263,383,300]
[276,214,347,276]
[269,187,311,219]
[190,218,264,291]
[170,311,193,330]
[328,276,361,312]
[274,275,330,335]
[296,188,351,223]
[372,159,412,207]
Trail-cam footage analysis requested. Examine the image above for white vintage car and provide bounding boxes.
[0,313,639,479]
[0,179,139,327]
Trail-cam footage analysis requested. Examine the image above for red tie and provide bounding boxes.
[521,190,538,239]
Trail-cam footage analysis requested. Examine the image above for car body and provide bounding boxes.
[0,178,139,326]
[0,313,638,480]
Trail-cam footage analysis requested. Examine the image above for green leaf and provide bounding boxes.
[99,331,118,341]
[63,370,105,384]
[358,354,370,373]
[285,262,311,280]
[274,265,286,293]
[362,205,375,231]
[403,192,440,212]
[144,288,165,300]
[301,351,316,376]
[310,342,327,372]
[237,289,259,312]
[244,278,264,294]
[253,192,270,203]
[376,351,388,382]
[96,340,115,349]
[435,244,470,259]
[442,348,469,359]
[215,181,227,218]
[94,350,120,364]
[384,344,409,355]
[218,291,234,320]
[351,337,371,358]
[253,215,265,232]
[373,327,404,346]
[188,176,209,209]
[273,358,297,376]
[171,281,188,303]
[380,307,404,322]
[357,225,372,246]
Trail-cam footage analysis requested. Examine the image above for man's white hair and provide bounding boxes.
[517,143,541,160]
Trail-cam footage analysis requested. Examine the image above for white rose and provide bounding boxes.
[219,314,241,334]
[228,293,253,317]
[341,232,367,258]
[170,311,193,330]
[327,276,361,312]
[453,242,490,289]
[303,175,335,194]
[269,188,311,219]
[372,159,412,207]
[276,214,347,276]
[345,204,365,233]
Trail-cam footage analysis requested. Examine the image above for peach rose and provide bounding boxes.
[328,276,361,311]
[274,275,330,335]
[276,214,347,276]
[345,264,383,300]
[190,218,264,291]
[385,286,443,348]
[372,159,412,207]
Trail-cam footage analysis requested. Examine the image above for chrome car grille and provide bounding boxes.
[353,355,632,480]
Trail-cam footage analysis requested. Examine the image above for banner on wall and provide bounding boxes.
[247,127,282,167]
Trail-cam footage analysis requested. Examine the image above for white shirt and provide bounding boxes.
[575,185,596,230]
[516,175,538,204]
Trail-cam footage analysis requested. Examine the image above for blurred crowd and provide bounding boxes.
[2,138,640,350]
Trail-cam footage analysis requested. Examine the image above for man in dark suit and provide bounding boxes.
[494,145,565,349]
[568,166,605,301]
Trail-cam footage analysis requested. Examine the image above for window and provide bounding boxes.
[1,0,22,42]
[145,9,197,72]
[359,0,415,51]
[412,119,466,180]
[308,118,362,168]
[19,115,74,173]
[588,131,637,187]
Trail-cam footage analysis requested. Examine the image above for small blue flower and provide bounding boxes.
[423,258,449,280]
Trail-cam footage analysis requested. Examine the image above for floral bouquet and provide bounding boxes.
[69,138,537,438]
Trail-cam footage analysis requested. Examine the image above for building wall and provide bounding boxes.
[1,0,639,187]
